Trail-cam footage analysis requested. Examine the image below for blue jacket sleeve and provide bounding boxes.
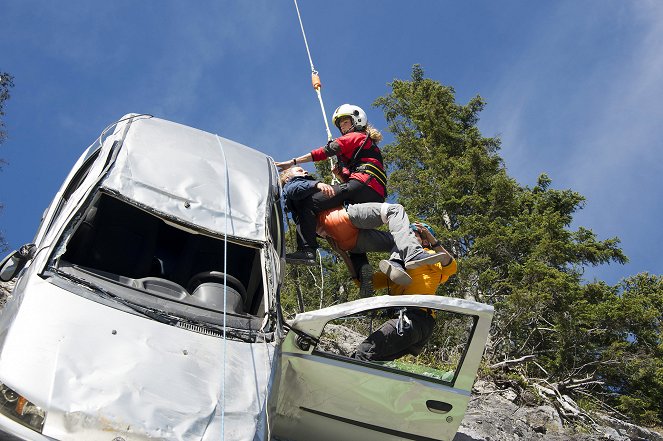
[284,177,319,201]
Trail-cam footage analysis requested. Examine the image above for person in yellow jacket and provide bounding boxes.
[354,222,457,362]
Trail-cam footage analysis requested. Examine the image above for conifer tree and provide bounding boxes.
[0,72,13,148]
[374,65,660,425]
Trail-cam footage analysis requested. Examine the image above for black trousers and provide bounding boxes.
[354,308,436,362]
[292,179,384,250]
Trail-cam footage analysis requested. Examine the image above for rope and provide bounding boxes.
[215,135,230,441]
[317,248,325,309]
[260,316,272,440]
[293,0,339,183]
[293,0,315,74]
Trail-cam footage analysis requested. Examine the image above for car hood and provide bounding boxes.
[0,274,275,441]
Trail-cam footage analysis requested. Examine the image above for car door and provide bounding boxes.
[270,294,493,441]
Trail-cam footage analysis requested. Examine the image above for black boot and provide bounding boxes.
[285,248,316,266]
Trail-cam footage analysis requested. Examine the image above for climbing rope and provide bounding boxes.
[293,0,339,184]
[317,248,324,309]
[215,135,230,441]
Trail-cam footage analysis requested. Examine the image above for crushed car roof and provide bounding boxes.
[101,115,278,243]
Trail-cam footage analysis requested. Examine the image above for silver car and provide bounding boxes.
[0,114,493,441]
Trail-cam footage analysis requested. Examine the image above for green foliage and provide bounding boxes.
[0,72,14,147]
[598,274,663,425]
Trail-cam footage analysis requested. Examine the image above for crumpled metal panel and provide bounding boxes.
[101,116,275,242]
[0,275,275,441]
[272,353,470,441]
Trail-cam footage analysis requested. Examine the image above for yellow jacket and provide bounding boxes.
[374,252,457,295]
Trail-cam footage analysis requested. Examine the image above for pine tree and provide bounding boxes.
[0,72,14,148]
[374,65,661,425]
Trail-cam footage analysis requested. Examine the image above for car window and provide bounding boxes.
[36,145,102,241]
[61,146,101,202]
[313,306,477,386]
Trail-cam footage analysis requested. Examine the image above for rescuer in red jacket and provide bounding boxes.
[276,104,387,265]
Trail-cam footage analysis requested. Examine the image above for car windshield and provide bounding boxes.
[51,193,270,335]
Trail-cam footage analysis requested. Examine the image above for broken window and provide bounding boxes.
[314,306,477,385]
[53,193,267,330]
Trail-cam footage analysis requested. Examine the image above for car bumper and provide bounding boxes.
[0,414,52,441]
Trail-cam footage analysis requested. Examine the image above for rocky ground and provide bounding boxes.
[0,279,14,308]
[1,280,661,440]
[455,381,662,441]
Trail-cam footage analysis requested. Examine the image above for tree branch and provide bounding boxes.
[490,354,536,369]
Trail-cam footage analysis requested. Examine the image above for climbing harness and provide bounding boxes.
[293,0,339,184]
[396,308,412,336]
[345,133,388,190]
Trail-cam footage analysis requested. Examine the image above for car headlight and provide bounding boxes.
[0,382,45,433]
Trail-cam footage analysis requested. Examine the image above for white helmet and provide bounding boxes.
[332,104,367,132]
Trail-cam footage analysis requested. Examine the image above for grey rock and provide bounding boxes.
[455,385,663,441]
[0,279,14,308]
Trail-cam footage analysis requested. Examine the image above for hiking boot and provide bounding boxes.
[358,263,374,298]
[404,251,446,270]
[379,259,412,286]
[285,249,317,266]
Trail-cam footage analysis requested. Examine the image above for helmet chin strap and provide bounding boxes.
[340,123,357,135]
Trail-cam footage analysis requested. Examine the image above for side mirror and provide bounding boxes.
[0,244,36,282]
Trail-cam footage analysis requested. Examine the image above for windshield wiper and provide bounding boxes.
[49,267,269,339]
[186,320,261,343]
[49,267,183,326]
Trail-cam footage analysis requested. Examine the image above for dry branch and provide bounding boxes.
[490,355,536,369]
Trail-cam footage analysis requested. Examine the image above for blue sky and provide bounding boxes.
[1,1,661,285]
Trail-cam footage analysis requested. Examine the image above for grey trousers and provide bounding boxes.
[346,203,423,262]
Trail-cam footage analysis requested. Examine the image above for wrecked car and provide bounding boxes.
[0,114,493,441]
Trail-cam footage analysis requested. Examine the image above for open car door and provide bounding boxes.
[270,295,493,441]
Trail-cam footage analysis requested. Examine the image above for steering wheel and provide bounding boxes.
[186,271,246,298]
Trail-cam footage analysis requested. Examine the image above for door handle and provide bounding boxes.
[426,400,453,414]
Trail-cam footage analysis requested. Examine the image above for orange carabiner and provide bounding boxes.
[311,71,321,90]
